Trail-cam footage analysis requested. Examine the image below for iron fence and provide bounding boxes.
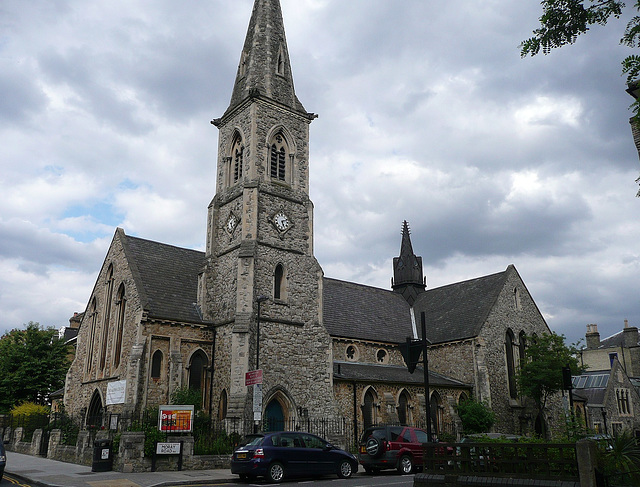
[424,441,579,481]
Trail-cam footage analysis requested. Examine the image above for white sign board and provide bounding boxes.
[253,383,262,413]
[105,380,126,405]
[156,442,181,455]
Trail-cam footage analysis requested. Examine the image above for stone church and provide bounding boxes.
[64,0,559,440]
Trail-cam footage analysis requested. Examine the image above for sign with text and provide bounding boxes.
[105,380,126,405]
[158,405,194,432]
[245,369,263,386]
[156,442,182,455]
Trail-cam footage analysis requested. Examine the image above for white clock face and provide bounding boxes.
[274,211,290,231]
[226,214,238,233]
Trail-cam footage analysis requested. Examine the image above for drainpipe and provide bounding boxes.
[208,325,216,419]
[352,381,358,446]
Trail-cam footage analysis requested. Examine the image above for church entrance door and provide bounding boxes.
[264,399,285,432]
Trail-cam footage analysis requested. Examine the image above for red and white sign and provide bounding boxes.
[245,369,263,386]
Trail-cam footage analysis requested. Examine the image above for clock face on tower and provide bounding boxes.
[225,213,239,234]
[272,210,291,233]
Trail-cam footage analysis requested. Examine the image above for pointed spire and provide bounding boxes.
[226,0,307,116]
[392,221,426,305]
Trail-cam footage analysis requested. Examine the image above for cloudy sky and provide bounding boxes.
[1,0,639,346]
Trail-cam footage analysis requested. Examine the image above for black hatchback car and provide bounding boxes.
[231,431,357,483]
[0,439,6,482]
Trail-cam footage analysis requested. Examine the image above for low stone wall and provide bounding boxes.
[414,474,579,487]
[3,427,230,473]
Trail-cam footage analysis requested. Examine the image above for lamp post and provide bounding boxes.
[256,295,269,371]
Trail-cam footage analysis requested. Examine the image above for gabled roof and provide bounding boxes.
[323,267,516,346]
[598,329,640,348]
[323,278,413,344]
[414,267,512,344]
[119,230,206,324]
[333,361,470,388]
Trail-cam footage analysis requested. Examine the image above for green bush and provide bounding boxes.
[170,387,202,411]
[456,399,495,434]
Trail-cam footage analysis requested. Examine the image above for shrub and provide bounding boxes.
[456,399,495,434]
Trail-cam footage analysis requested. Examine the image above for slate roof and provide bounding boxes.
[414,268,511,345]
[598,329,640,348]
[333,361,470,388]
[323,267,512,346]
[121,232,206,324]
[323,278,413,344]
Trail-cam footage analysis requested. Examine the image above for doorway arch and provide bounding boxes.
[87,389,104,428]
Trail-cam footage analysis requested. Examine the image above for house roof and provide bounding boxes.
[333,361,470,388]
[598,329,640,348]
[121,231,206,324]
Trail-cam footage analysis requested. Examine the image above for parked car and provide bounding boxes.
[0,439,6,482]
[358,425,438,474]
[231,431,357,483]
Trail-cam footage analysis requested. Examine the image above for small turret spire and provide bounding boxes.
[392,221,426,305]
[226,0,306,116]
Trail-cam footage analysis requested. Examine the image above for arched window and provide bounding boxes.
[274,264,285,300]
[230,134,244,184]
[151,350,163,379]
[113,284,126,369]
[363,388,377,430]
[519,331,527,365]
[398,390,411,425]
[86,298,98,375]
[513,287,521,309]
[188,350,208,391]
[100,265,114,371]
[270,132,288,182]
[506,329,517,399]
[218,390,228,420]
[430,391,443,435]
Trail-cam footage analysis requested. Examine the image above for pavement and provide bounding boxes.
[3,450,237,487]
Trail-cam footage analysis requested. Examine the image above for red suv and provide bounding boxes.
[358,425,430,474]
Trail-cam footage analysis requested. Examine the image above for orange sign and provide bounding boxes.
[158,405,194,432]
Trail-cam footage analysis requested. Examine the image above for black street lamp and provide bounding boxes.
[256,295,269,370]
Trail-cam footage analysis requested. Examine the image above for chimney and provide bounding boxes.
[586,324,600,349]
[623,320,639,348]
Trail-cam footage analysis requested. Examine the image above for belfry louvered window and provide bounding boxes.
[270,133,287,181]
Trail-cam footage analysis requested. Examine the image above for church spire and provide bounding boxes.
[226,0,307,117]
[392,221,426,305]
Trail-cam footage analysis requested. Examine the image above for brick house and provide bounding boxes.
[63,0,559,440]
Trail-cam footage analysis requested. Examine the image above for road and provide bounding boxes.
[165,472,415,487]
[3,473,37,487]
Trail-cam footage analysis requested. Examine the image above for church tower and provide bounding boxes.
[200,0,335,423]
[392,221,426,305]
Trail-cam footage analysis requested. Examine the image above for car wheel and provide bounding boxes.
[267,462,285,483]
[398,455,413,474]
[365,436,384,458]
[338,460,353,479]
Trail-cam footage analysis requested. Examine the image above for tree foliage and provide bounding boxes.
[516,332,585,413]
[456,399,495,434]
[0,322,71,412]
[522,1,640,96]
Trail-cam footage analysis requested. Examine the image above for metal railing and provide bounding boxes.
[424,441,579,481]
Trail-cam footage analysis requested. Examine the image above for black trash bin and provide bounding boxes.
[92,439,113,472]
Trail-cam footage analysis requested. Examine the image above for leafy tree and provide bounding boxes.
[521,1,640,111]
[0,322,71,412]
[456,399,495,434]
[170,386,202,411]
[516,332,585,414]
